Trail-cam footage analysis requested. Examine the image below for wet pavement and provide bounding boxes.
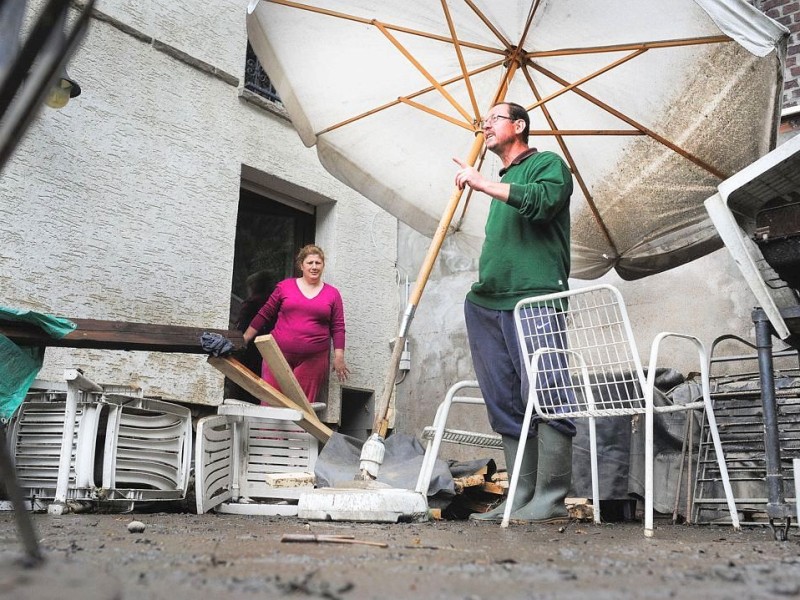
[2,513,800,599]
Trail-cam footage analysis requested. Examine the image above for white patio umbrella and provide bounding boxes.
[247,0,787,472]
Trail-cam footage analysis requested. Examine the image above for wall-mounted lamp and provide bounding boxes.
[44,68,81,109]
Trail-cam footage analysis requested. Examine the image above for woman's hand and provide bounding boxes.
[333,349,350,382]
[242,326,258,345]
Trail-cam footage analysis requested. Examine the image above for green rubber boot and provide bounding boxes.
[470,434,537,522]
[510,424,572,523]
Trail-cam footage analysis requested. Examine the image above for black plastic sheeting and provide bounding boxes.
[314,432,490,498]
[315,369,699,517]
[571,368,701,515]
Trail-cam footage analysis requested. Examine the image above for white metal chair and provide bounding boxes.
[414,380,501,495]
[504,284,740,536]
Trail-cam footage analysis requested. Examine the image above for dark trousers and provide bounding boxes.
[464,299,576,439]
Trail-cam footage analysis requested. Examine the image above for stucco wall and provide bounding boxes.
[0,1,398,414]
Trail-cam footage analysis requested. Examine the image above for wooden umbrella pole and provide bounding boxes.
[370,133,486,438]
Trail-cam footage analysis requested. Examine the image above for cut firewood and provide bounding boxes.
[566,498,595,521]
[453,473,487,493]
[479,481,505,495]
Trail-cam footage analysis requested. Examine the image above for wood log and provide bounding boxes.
[0,318,244,353]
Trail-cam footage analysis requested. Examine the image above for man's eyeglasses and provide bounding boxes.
[479,114,516,129]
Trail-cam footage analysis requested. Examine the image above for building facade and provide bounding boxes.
[0,0,400,429]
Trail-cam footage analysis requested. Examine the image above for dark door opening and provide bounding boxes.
[225,186,315,403]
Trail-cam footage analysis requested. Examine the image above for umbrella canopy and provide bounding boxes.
[247,0,787,280]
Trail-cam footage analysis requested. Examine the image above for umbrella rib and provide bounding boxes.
[530,130,643,136]
[315,59,504,136]
[519,0,543,50]
[442,0,480,120]
[521,65,618,258]
[399,98,475,132]
[373,20,473,125]
[528,61,729,180]
[528,48,648,113]
[266,0,504,55]
[461,0,512,49]
[525,35,732,58]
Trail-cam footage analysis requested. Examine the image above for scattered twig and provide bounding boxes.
[280,534,388,548]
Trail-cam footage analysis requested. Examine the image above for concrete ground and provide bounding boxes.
[2,512,800,599]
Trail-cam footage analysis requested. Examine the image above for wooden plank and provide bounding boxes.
[254,335,315,415]
[0,318,245,353]
[207,356,331,443]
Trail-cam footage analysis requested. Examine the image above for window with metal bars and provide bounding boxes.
[244,41,281,103]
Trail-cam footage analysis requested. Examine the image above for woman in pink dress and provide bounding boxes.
[242,245,349,404]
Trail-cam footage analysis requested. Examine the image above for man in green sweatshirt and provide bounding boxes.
[453,101,575,524]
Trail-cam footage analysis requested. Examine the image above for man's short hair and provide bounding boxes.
[496,102,530,144]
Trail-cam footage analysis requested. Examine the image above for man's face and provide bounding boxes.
[482,105,520,153]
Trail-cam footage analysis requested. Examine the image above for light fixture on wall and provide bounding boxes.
[44,68,81,109]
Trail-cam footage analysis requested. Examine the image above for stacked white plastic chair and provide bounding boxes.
[9,369,192,512]
[504,284,739,536]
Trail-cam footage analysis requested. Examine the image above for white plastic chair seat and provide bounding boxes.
[9,373,192,509]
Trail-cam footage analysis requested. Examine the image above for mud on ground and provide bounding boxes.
[1,513,800,599]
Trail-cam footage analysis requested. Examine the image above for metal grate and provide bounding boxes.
[693,344,800,525]
[245,41,281,103]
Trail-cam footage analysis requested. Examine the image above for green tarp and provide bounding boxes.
[0,307,76,420]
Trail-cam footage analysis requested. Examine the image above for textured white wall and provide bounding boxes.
[1,3,399,413]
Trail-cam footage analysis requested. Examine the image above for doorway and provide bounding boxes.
[225,186,315,403]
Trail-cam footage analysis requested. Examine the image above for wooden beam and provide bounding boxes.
[207,356,332,443]
[254,335,315,416]
[0,319,244,353]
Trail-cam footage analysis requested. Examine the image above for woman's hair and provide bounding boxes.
[295,244,325,270]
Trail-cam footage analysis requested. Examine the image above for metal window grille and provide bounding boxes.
[245,41,281,103]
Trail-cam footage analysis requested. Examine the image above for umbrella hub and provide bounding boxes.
[503,45,525,70]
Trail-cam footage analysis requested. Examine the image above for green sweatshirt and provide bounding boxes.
[467,149,572,311]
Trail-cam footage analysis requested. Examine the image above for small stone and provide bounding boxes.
[127,520,146,534]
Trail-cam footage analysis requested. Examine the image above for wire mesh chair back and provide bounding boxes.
[514,284,648,420]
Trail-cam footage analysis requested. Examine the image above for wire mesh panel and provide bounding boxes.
[514,284,647,420]
[694,365,800,525]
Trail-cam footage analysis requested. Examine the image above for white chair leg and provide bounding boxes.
[589,416,601,524]
[644,399,655,537]
[414,401,448,494]
[414,380,480,495]
[501,387,538,528]
[699,370,741,530]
